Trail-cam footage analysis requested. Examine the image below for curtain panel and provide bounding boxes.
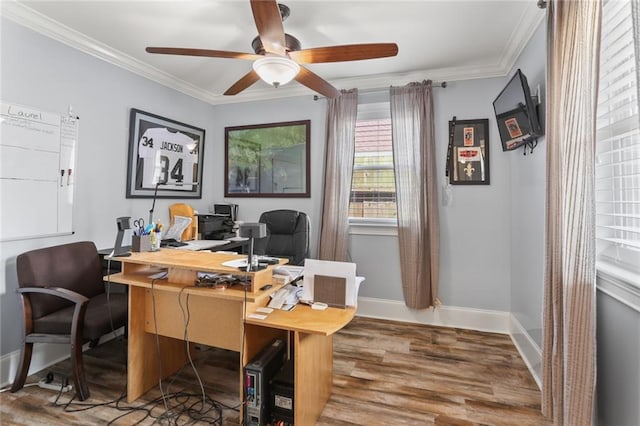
[543,1,602,424]
[318,89,358,261]
[390,81,439,309]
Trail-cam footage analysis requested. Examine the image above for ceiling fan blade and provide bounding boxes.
[146,47,262,61]
[250,0,286,55]
[295,66,340,98]
[224,70,261,95]
[289,43,399,64]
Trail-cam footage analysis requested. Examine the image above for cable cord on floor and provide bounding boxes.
[178,285,223,421]
[105,258,117,340]
[149,277,176,423]
[240,268,250,411]
[45,275,256,424]
[55,387,224,425]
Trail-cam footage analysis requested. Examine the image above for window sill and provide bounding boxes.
[596,261,640,313]
[348,219,398,236]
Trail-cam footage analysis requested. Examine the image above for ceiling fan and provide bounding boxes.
[145,0,398,98]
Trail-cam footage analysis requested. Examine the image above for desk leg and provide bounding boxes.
[127,286,187,402]
[294,332,333,425]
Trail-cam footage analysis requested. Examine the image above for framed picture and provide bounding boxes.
[225,120,310,197]
[496,108,532,151]
[126,108,205,198]
[448,119,490,185]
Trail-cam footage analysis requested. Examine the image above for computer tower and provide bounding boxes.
[244,339,287,426]
[269,359,294,426]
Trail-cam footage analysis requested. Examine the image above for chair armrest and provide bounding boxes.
[17,286,90,345]
[17,286,89,305]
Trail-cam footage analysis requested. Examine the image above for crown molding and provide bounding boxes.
[2,1,545,106]
[498,6,546,73]
[1,2,226,105]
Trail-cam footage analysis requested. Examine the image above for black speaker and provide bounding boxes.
[239,223,267,271]
[239,223,266,239]
[112,216,131,257]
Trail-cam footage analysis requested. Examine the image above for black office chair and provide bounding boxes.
[253,210,310,265]
[11,241,128,400]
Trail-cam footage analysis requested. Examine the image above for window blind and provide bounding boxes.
[350,118,396,219]
[349,102,396,220]
[595,0,640,275]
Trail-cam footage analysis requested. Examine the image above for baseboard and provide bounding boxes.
[0,328,124,389]
[356,297,511,334]
[509,314,542,389]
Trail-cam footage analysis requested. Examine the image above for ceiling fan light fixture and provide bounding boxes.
[253,56,300,88]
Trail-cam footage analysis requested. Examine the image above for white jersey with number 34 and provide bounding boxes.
[138,128,197,189]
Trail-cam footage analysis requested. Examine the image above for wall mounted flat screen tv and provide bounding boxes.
[493,69,542,151]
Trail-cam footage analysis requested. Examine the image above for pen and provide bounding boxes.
[60,169,65,187]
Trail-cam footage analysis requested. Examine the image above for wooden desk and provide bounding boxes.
[98,239,250,276]
[107,249,354,424]
[245,306,355,425]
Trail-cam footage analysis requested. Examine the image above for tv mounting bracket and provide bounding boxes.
[522,91,542,156]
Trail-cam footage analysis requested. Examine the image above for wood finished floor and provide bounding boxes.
[0,317,549,425]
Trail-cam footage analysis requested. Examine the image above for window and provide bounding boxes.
[349,102,397,221]
[595,0,640,279]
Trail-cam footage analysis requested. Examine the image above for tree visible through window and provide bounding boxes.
[349,117,397,219]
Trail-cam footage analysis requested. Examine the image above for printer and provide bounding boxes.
[197,204,237,240]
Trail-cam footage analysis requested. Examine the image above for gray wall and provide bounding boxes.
[435,78,513,310]
[596,288,640,426]
[351,78,513,311]
[0,18,218,355]
[508,21,547,347]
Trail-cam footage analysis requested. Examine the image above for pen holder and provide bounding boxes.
[132,235,152,252]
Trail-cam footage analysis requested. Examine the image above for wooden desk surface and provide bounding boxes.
[107,248,286,293]
[107,248,268,273]
[245,304,356,336]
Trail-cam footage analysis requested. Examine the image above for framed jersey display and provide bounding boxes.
[126,108,205,198]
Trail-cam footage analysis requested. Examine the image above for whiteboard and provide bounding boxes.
[0,101,78,241]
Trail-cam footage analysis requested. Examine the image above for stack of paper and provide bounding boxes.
[273,265,304,280]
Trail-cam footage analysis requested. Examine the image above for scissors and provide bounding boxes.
[133,218,145,235]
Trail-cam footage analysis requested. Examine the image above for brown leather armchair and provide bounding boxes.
[10,241,128,400]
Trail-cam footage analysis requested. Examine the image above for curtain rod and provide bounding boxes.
[313,81,447,101]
